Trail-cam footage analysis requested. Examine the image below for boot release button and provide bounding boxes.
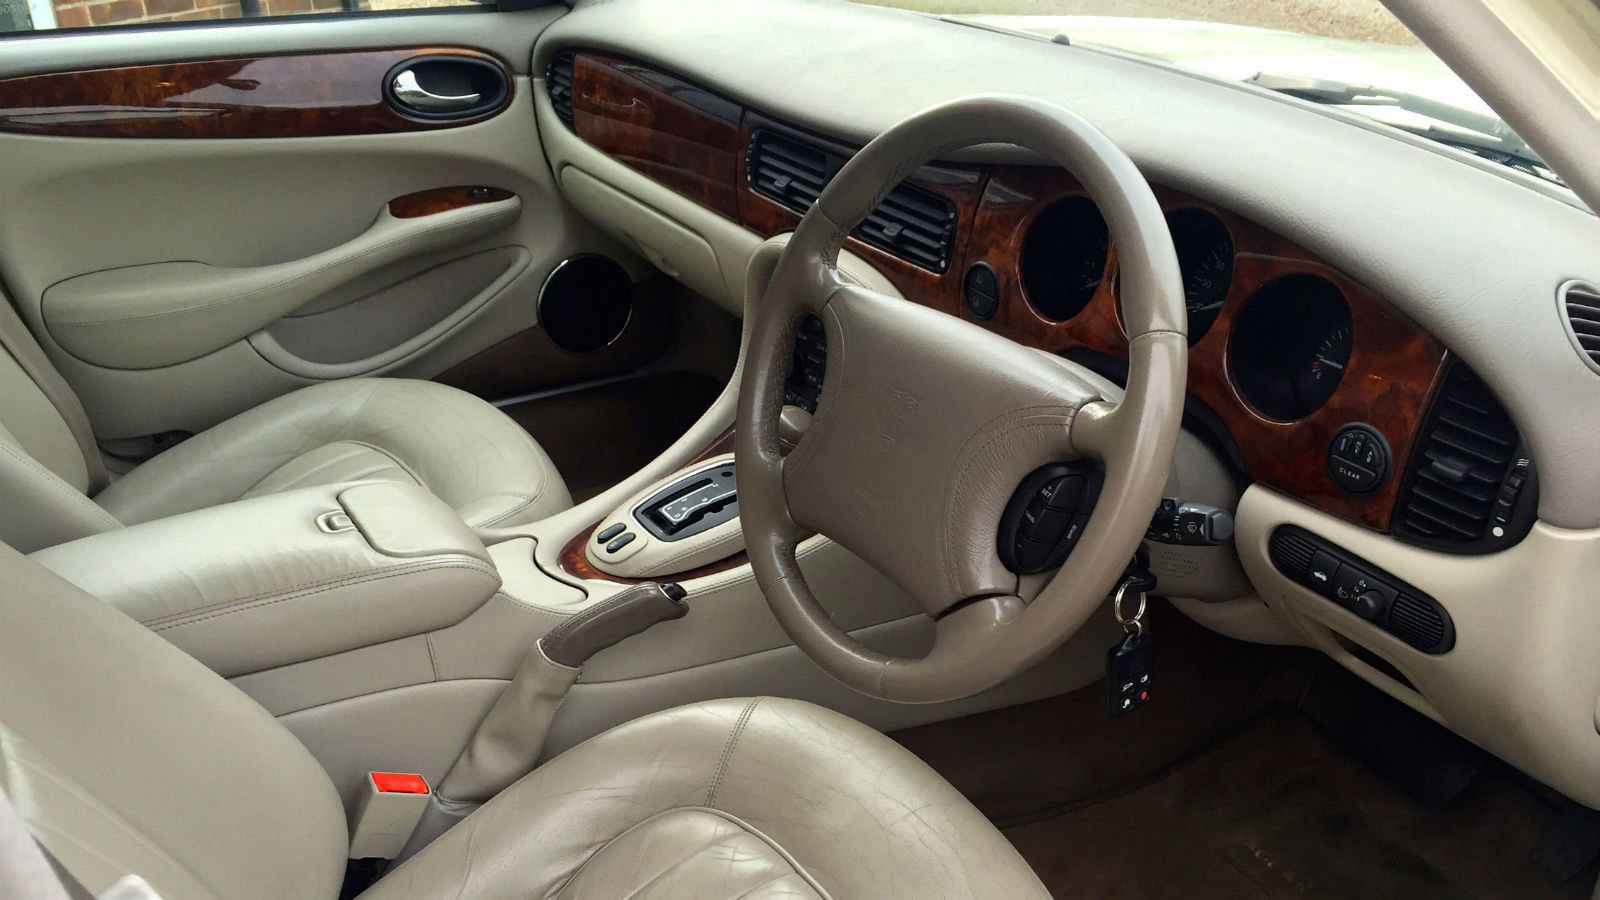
[596,523,625,544]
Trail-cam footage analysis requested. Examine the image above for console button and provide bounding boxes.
[1327,423,1391,495]
[1307,551,1341,597]
[605,533,636,553]
[595,523,625,544]
[1332,565,1396,611]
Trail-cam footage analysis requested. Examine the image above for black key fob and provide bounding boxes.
[1107,631,1152,717]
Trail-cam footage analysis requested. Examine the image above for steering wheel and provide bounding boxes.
[736,95,1187,704]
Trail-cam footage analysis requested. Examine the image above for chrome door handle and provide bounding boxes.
[391,69,481,112]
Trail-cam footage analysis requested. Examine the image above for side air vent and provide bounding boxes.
[1560,280,1600,375]
[746,128,958,272]
[1393,363,1536,553]
[547,51,575,129]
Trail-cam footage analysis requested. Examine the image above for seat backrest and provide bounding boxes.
[0,541,349,900]
[0,292,120,552]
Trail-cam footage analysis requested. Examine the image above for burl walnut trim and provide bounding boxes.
[389,186,514,218]
[0,48,511,139]
[570,53,745,220]
[957,170,1446,530]
[557,428,745,584]
[558,51,1449,532]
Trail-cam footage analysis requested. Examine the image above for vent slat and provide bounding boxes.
[1562,282,1600,374]
[747,128,955,272]
[547,52,575,128]
[1396,364,1523,546]
[1427,433,1512,469]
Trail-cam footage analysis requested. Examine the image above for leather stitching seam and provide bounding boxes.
[145,560,497,632]
[0,440,122,529]
[706,697,762,808]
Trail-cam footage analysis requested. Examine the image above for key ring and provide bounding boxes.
[1113,580,1147,636]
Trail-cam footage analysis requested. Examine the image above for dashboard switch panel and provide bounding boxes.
[782,314,827,414]
[1268,525,1454,653]
[998,463,1104,575]
[1327,423,1391,494]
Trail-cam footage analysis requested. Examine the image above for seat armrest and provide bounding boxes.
[30,482,500,677]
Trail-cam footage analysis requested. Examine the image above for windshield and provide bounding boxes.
[853,0,1561,186]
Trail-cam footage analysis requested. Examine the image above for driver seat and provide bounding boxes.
[0,542,1051,900]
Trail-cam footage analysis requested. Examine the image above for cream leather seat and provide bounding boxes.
[0,543,1050,900]
[1,303,571,551]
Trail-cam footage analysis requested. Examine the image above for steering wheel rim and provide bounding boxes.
[736,94,1187,704]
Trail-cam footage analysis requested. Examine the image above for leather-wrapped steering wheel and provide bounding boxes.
[736,95,1187,703]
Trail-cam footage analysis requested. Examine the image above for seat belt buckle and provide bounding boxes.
[349,772,431,860]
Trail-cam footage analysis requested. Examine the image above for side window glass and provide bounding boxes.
[1,0,482,34]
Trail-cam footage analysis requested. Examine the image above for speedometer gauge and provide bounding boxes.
[1167,209,1234,344]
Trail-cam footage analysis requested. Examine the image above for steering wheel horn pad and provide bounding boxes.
[736,94,1188,703]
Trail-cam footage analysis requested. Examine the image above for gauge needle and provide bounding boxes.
[1315,355,1346,370]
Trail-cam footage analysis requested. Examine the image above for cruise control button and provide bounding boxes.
[1015,537,1055,571]
[1040,474,1084,511]
[605,533,636,553]
[1031,509,1071,543]
[595,523,625,544]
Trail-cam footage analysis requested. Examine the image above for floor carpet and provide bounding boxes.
[1002,710,1593,900]
[501,370,723,503]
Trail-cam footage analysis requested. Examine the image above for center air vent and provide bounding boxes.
[1393,363,1536,554]
[547,51,575,129]
[1560,280,1600,375]
[746,128,957,272]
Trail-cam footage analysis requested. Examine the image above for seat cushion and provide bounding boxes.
[365,697,1050,900]
[95,378,572,529]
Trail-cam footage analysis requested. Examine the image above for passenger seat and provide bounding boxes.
[0,297,571,552]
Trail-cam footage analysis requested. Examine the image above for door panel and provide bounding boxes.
[0,6,661,440]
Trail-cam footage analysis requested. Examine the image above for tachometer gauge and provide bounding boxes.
[1166,209,1234,344]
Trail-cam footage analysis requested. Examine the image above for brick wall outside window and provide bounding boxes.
[51,0,350,28]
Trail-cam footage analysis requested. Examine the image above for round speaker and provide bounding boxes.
[538,255,634,353]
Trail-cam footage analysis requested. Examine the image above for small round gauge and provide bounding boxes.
[1020,196,1109,322]
[1228,274,1354,421]
[1166,209,1234,344]
[1297,323,1353,411]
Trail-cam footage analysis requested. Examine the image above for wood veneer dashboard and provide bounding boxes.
[563,50,1449,532]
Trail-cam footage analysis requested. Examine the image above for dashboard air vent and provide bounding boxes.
[747,129,835,213]
[746,128,957,272]
[1394,363,1533,552]
[547,51,575,129]
[1560,280,1600,375]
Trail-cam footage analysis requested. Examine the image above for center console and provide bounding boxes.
[30,482,502,677]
